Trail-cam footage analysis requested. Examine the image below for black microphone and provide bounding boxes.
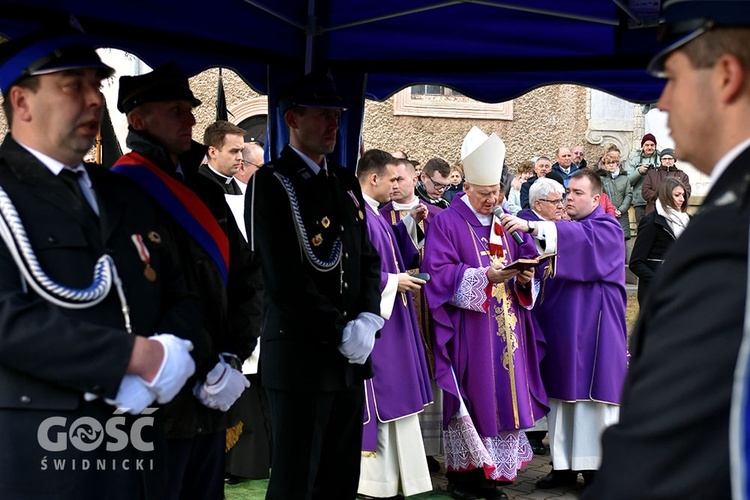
[492,206,524,245]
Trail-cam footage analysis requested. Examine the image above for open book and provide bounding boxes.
[503,253,556,272]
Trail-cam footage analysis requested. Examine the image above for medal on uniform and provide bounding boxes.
[131,234,157,282]
[147,231,161,244]
[312,234,324,246]
[321,216,330,228]
[346,190,364,220]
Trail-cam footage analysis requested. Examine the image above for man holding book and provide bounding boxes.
[423,128,548,500]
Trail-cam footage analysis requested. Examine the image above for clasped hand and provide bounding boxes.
[100,333,195,415]
[338,312,385,364]
[194,353,250,412]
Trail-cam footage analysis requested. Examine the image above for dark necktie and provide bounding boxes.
[59,169,98,221]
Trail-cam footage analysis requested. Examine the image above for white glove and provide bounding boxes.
[337,312,384,365]
[142,333,196,404]
[193,353,250,412]
[103,374,157,415]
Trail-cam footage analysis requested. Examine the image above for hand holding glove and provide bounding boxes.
[142,333,196,404]
[337,312,385,364]
[193,353,250,412]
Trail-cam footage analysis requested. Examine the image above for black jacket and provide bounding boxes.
[587,145,750,499]
[0,135,201,498]
[122,130,263,438]
[250,145,381,391]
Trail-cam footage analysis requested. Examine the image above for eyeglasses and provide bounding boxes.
[242,160,263,168]
[425,174,448,191]
[539,198,565,206]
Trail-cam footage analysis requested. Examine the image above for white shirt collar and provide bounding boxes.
[205,163,234,184]
[16,141,91,187]
[362,193,381,214]
[392,198,419,210]
[290,145,328,175]
[709,137,750,189]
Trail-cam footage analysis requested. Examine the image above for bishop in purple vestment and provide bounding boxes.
[423,128,548,499]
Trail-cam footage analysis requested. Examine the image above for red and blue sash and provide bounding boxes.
[113,152,229,285]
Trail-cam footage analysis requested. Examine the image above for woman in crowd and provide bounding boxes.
[629,177,690,304]
[507,160,536,215]
[599,150,633,240]
[442,163,465,203]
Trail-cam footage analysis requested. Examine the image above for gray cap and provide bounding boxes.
[660,148,676,159]
[648,0,750,77]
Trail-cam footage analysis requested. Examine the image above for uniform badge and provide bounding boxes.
[312,234,324,246]
[321,216,331,228]
[147,231,161,244]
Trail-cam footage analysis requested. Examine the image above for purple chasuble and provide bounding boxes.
[380,200,443,375]
[533,205,628,403]
[422,193,548,437]
[361,204,433,453]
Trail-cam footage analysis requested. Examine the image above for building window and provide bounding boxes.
[394,87,512,120]
[410,85,463,97]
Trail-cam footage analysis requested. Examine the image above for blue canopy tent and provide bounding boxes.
[0,0,666,168]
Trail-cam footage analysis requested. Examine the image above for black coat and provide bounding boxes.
[586,145,750,499]
[0,135,201,498]
[250,145,381,391]
[121,132,263,438]
[628,210,677,304]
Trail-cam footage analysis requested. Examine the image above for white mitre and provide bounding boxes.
[460,126,506,187]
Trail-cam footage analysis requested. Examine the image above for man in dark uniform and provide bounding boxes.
[113,63,263,500]
[584,1,750,498]
[250,72,382,500]
[0,35,198,499]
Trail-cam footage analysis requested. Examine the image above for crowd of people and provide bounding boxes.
[1,1,749,499]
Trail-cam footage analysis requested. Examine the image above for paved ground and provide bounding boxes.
[421,442,583,500]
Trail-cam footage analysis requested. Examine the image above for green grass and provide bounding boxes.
[224,479,269,500]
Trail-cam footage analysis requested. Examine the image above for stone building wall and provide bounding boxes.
[190,69,612,173]
[0,66,623,176]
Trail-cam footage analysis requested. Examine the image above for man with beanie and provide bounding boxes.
[0,35,198,499]
[585,1,750,497]
[627,133,661,223]
[112,63,263,500]
[641,148,691,214]
[423,127,547,500]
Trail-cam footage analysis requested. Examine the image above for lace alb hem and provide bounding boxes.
[443,414,533,481]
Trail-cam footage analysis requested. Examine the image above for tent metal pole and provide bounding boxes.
[323,0,617,33]
[467,1,618,26]
[241,0,306,30]
[305,0,316,73]
[611,0,642,25]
